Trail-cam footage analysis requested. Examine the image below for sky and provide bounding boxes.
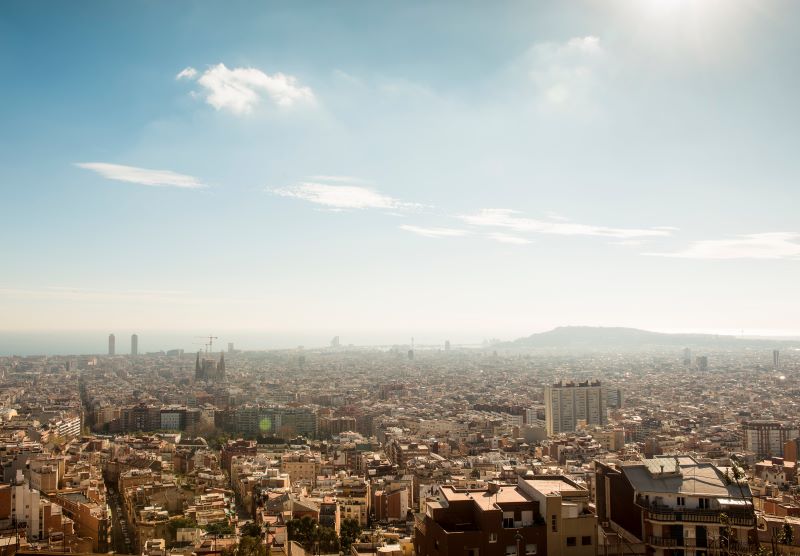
[2,0,800,350]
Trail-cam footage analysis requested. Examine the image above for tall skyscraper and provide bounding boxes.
[544,380,607,435]
[773,349,780,370]
[682,347,692,366]
[444,340,451,351]
[131,334,138,356]
[696,355,709,372]
[108,334,115,356]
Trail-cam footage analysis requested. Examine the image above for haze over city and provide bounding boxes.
[4,4,800,556]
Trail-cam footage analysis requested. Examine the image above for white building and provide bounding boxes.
[544,380,607,435]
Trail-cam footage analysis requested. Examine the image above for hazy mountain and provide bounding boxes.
[507,326,796,350]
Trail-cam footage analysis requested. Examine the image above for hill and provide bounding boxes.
[506,326,794,350]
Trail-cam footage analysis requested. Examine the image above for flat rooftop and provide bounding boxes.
[440,485,533,511]
[521,477,585,497]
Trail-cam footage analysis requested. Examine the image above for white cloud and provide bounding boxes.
[400,225,470,238]
[309,175,370,184]
[566,36,602,54]
[183,63,314,115]
[459,209,672,239]
[524,35,605,108]
[175,67,197,80]
[644,233,800,260]
[272,182,416,210]
[75,162,205,189]
[487,233,532,245]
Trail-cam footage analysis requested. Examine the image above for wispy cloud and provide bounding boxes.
[175,67,197,80]
[399,225,470,238]
[459,209,672,239]
[177,63,315,115]
[271,181,418,211]
[75,162,205,189]
[309,175,370,184]
[487,233,532,245]
[644,233,800,260]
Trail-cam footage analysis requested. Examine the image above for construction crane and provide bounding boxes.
[194,335,218,354]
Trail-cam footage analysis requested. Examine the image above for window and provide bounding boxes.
[699,498,710,509]
[567,537,577,547]
[489,533,498,543]
[467,549,480,556]
[505,546,518,556]
[582,536,592,546]
[677,497,685,506]
[551,515,558,532]
[526,544,538,555]
[504,511,515,528]
[522,510,534,526]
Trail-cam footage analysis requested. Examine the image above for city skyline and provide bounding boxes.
[3,1,800,343]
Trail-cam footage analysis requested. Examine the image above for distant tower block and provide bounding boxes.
[445,340,451,351]
[228,342,234,353]
[331,336,340,348]
[131,334,138,356]
[408,349,414,360]
[697,355,708,372]
[773,349,780,370]
[682,347,691,366]
[108,334,115,356]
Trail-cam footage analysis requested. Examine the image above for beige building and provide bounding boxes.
[519,476,598,556]
[280,452,321,486]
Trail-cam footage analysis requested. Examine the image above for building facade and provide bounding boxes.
[545,381,607,436]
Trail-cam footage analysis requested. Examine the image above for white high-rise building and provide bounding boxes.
[544,379,607,435]
[131,333,138,355]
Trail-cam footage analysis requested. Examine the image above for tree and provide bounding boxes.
[340,518,362,552]
[779,523,794,546]
[240,522,262,539]
[169,516,198,533]
[234,535,266,556]
[287,517,339,553]
[205,522,235,536]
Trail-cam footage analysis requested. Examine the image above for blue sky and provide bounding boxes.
[2,0,800,345]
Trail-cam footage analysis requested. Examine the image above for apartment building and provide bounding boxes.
[545,381,607,436]
[742,421,799,458]
[414,481,547,556]
[596,455,757,556]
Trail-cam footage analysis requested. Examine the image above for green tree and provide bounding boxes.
[240,522,262,539]
[205,522,235,536]
[779,523,794,546]
[286,517,339,553]
[340,518,362,552]
[234,535,266,556]
[169,517,198,533]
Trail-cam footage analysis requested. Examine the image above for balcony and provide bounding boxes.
[636,498,755,527]
[645,509,754,527]
[648,536,681,548]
